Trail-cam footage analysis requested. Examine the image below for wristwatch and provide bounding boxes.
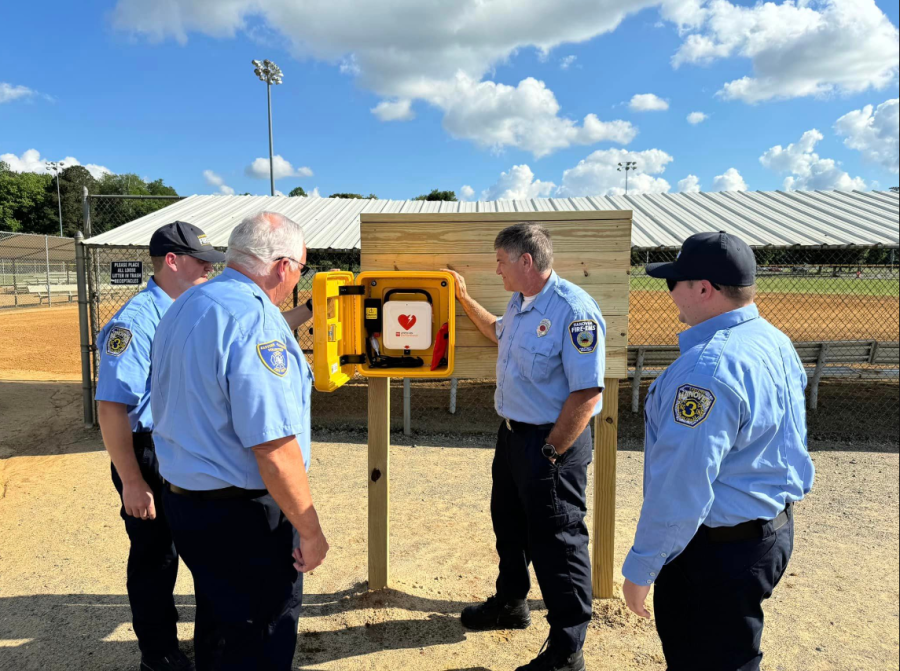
[306,298,313,313]
[542,443,563,462]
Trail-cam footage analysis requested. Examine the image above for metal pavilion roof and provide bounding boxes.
[84,190,900,250]
[0,232,75,262]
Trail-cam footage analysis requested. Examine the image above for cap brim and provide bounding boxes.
[645,262,686,280]
[188,249,226,263]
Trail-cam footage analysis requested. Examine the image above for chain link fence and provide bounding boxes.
[79,194,899,443]
[0,232,76,309]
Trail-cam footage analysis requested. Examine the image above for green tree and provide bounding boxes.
[91,173,180,235]
[0,164,54,233]
[43,166,98,237]
[413,189,457,201]
[328,192,371,199]
[288,186,307,197]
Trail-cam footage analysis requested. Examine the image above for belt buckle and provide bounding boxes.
[505,418,513,432]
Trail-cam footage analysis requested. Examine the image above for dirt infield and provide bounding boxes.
[0,381,898,670]
[0,305,81,381]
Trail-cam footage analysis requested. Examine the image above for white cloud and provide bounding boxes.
[0,148,112,179]
[686,111,708,125]
[557,148,674,197]
[671,0,899,104]
[481,165,556,201]
[371,98,415,122]
[203,169,235,195]
[711,168,747,192]
[629,93,669,112]
[678,174,701,192]
[560,55,577,70]
[834,98,899,175]
[245,155,313,180]
[111,0,654,157]
[459,185,475,201]
[759,129,866,191]
[0,83,36,104]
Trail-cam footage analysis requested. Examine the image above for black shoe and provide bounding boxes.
[140,649,195,671]
[460,594,531,631]
[515,638,586,671]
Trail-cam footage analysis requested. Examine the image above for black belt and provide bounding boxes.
[503,418,555,433]
[704,504,792,544]
[167,483,268,500]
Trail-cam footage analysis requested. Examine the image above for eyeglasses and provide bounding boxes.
[276,257,311,277]
[667,279,721,292]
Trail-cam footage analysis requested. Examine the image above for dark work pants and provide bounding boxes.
[653,507,795,671]
[110,432,180,658]
[491,421,593,655]
[162,488,304,671]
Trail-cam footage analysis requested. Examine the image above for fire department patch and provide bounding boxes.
[672,384,716,428]
[106,327,133,357]
[568,320,599,354]
[257,340,289,377]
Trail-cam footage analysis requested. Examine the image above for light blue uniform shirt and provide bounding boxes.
[95,277,173,433]
[495,271,607,424]
[150,268,312,490]
[623,304,815,587]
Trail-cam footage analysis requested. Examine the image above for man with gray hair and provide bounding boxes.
[151,211,328,670]
[446,222,606,671]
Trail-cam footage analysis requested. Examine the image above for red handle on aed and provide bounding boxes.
[430,322,449,371]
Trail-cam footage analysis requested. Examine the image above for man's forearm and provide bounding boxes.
[253,437,322,538]
[547,388,602,454]
[282,305,312,331]
[460,295,499,344]
[98,401,143,484]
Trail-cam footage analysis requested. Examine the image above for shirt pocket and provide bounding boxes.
[520,336,557,382]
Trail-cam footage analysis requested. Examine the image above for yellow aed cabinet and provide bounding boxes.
[312,271,456,392]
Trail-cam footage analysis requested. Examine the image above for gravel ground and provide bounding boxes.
[0,381,898,671]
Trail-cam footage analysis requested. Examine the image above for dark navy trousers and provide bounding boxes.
[110,432,180,658]
[653,507,795,671]
[491,420,593,655]
[162,488,304,671]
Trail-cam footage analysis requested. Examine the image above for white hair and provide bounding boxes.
[225,211,306,275]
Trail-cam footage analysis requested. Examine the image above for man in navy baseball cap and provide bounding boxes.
[149,221,226,264]
[646,230,756,288]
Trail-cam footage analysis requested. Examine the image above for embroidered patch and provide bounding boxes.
[568,320,599,354]
[537,319,551,337]
[106,326,133,357]
[257,340,289,377]
[672,384,716,428]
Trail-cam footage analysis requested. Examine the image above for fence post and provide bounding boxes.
[403,378,412,436]
[631,347,645,413]
[809,343,829,411]
[44,235,52,307]
[75,232,95,428]
[12,259,17,307]
[82,186,92,238]
[449,378,458,415]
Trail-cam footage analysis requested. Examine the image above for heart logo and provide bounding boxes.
[398,314,417,330]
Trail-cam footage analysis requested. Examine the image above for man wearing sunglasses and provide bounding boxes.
[622,231,814,671]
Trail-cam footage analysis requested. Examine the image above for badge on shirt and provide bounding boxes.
[537,319,551,337]
[106,326,133,357]
[197,234,211,246]
[568,320,599,354]
[257,340,289,377]
[673,384,716,428]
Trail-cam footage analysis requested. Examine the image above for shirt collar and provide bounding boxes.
[518,271,558,315]
[678,304,760,353]
[222,267,271,303]
[146,277,174,317]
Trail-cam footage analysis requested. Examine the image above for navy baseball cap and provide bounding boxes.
[149,221,225,263]
[646,231,756,287]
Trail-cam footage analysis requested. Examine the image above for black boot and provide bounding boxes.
[460,594,531,631]
[140,648,195,671]
[515,638,586,671]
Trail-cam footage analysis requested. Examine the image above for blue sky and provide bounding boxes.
[1,0,898,200]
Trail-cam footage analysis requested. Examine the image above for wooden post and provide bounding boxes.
[593,377,619,599]
[368,377,391,590]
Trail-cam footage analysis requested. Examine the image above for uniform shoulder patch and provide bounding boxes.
[672,384,716,428]
[106,326,133,357]
[568,319,599,354]
[257,340,289,377]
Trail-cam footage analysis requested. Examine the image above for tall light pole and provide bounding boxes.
[252,59,284,196]
[617,161,638,196]
[46,160,65,236]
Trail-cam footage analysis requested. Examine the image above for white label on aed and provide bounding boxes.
[383,301,433,351]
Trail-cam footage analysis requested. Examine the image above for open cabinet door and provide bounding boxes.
[312,271,361,392]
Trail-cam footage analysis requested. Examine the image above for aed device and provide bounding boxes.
[312,271,456,392]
